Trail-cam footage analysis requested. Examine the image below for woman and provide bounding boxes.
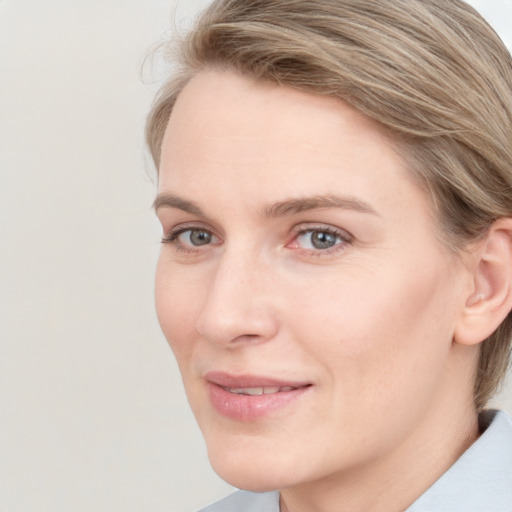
[146,1,512,510]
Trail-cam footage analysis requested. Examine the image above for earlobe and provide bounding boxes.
[454,218,512,346]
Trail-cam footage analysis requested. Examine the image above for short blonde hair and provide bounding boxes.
[146,0,512,410]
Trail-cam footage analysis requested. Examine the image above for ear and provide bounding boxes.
[454,218,512,346]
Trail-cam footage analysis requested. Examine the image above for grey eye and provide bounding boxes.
[310,231,339,249]
[296,229,342,250]
[187,229,212,246]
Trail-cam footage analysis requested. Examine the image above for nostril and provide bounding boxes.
[231,334,262,344]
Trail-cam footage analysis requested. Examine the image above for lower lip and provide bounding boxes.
[208,383,310,421]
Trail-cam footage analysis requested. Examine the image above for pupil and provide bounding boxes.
[190,230,211,246]
[312,231,336,249]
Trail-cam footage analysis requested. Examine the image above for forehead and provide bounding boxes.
[163,69,394,154]
[158,69,425,220]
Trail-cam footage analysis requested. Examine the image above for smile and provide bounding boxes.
[205,372,312,420]
[224,386,301,395]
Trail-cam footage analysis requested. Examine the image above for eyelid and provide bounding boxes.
[292,222,353,240]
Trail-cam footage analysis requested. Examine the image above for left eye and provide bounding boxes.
[295,229,345,250]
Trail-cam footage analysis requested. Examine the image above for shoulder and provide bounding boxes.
[198,490,280,512]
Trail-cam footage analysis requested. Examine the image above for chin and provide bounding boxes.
[211,461,286,492]
[206,441,297,492]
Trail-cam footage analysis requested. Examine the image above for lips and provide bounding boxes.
[225,385,299,395]
[205,372,312,421]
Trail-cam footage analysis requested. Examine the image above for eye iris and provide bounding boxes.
[311,231,337,249]
[189,230,211,246]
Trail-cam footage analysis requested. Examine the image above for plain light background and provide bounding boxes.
[1,1,511,511]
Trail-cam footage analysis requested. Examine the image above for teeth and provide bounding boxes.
[237,387,264,395]
[225,386,296,395]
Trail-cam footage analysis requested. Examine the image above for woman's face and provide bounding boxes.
[155,69,473,490]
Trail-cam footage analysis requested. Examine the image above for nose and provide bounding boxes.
[195,247,279,348]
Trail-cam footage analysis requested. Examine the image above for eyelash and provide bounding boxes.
[161,225,217,254]
[161,224,353,256]
[290,225,352,256]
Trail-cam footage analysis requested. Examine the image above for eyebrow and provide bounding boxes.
[262,194,379,218]
[153,193,379,218]
[153,194,205,216]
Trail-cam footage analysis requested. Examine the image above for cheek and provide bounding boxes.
[287,258,458,397]
[275,260,460,466]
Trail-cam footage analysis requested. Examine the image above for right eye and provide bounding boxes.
[162,227,219,251]
[178,229,213,246]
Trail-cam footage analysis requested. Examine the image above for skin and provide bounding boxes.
[154,69,481,512]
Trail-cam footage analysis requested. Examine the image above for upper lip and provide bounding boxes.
[205,371,311,389]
